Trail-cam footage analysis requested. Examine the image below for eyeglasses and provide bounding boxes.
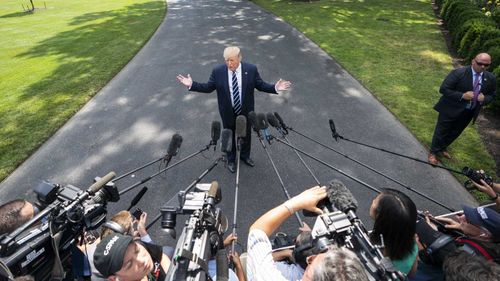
[475,60,490,67]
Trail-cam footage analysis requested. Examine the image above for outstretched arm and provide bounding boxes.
[177,70,217,93]
[177,74,193,88]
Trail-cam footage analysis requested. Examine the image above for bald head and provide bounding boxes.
[471,52,491,73]
[224,46,242,72]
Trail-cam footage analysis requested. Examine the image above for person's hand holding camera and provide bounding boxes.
[472,179,499,201]
[285,186,327,215]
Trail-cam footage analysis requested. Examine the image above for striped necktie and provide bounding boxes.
[232,71,241,114]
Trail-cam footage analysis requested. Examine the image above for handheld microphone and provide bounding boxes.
[127,186,148,211]
[329,119,339,141]
[235,115,247,138]
[274,112,289,134]
[257,113,271,143]
[221,129,232,153]
[164,134,183,162]
[211,121,221,146]
[248,111,260,133]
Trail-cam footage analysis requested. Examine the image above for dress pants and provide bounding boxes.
[430,110,474,154]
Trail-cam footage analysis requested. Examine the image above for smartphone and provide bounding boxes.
[132,208,143,220]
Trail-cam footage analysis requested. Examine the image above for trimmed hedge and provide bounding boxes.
[440,0,500,114]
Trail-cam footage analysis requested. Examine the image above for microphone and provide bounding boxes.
[211,121,221,146]
[221,129,232,153]
[266,112,280,128]
[257,113,271,142]
[274,112,289,134]
[87,171,116,195]
[302,180,358,217]
[127,186,148,211]
[329,119,339,141]
[235,115,247,138]
[206,181,220,209]
[164,133,183,162]
[248,111,260,133]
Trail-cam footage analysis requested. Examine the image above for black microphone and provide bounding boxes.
[266,112,280,128]
[329,119,339,141]
[257,113,271,142]
[211,121,221,146]
[302,180,358,217]
[127,186,148,211]
[248,111,260,133]
[221,129,232,153]
[235,115,247,138]
[164,133,183,162]
[274,112,289,134]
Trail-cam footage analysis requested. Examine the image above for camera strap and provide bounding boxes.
[175,248,209,272]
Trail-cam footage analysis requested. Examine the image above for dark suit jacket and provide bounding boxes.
[434,67,496,121]
[190,62,277,128]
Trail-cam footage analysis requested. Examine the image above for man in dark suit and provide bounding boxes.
[177,46,291,172]
[429,53,496,165]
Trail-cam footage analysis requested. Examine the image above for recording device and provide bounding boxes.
[274,112,289,135]
[256,113,272,143]
[211,121,221,147]
[132,208,144,220]
[0,172,117,280]
[462,167,494,189]
[220,129,232,154]
[162,182,229,281]
[165,134,183,163]
[299,180,403,281]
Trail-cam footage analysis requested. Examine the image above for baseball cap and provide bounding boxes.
[93,233,134,277]
[463,205,500,240]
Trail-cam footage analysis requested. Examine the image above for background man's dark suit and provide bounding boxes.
[431,66,496,155]
[190,62,277,162]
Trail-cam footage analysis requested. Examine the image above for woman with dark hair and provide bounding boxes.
[369,189,418,276]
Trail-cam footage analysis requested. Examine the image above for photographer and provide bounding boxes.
[93,233,171,281]
[247,186,369,281]
[0,199,37,235]
[471,179,500,208]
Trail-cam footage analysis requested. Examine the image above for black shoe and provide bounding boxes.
[241,157,255,167]
[228,162,236,173]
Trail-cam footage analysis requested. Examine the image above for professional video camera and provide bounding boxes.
[299,180,405,281]
[0,172,117,281]
[162,181,229,281]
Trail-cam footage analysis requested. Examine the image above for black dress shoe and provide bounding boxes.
[228,162,236,173]
[241,157,255,167]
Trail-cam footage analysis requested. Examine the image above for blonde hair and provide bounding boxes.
[223,46,241,60]
[100,210,133,239]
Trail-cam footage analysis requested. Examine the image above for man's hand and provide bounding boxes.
[472,179,498,199]
[462,91,474,100]
[276,79,291,91]
[223,233,237,248]
[136,212,148,238]
[477,93,485,102]
[177,74,193,88]
[287,186,327,215]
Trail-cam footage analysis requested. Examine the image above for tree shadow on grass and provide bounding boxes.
[0,11,33,19]
[0,1,165,180]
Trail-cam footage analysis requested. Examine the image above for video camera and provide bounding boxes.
[162,181,229,281]
[0,172,117,281]
[462,167,494,190]
[299,180,405,281]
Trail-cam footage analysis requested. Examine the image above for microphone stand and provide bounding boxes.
[254,129,304,227]
[231,137,243,254]
[146,156,223,230]
[283,128,455,212]
[119,143,214,196]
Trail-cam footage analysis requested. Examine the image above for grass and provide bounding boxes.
[252,0,496,202]
[0,0,166,181]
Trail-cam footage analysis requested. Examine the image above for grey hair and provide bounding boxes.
[444,250,500,281]
[313,246,369,281]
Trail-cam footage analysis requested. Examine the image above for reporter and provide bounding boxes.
[247,186,369,281]
[369,189,418,276]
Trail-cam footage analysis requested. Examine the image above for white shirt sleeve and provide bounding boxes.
[247,229,289,281]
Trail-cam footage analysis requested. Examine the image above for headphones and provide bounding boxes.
[102,221,128,235]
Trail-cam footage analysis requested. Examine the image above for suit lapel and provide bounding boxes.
[223,65,230,101]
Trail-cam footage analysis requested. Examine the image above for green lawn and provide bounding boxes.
[252,0,496,201]
[0,0,166,181]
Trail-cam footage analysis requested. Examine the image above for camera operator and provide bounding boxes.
[247,186,369,281]
[93,233,171,281]
[369,189,418,276]
[443,250,500,281]
[0,199,37,235]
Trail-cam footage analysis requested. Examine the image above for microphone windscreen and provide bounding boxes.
[167,133,183,156]
[248,111,259,132]
[221,129,232,153]
[235,115,247,138]
[274,112,286,127]
[211,121,221,143]
[266,112,279,128]
[88,171,116,195]
[208,181,219,200]
[257,113,268,130]
[327,179,358,213]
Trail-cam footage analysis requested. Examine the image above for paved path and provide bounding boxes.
[0,0,476,247]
